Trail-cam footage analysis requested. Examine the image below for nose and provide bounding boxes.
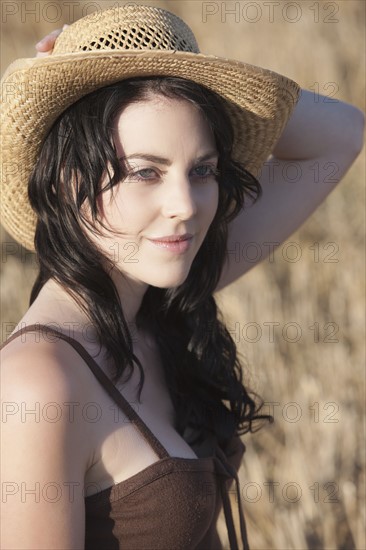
[161,173,197,220]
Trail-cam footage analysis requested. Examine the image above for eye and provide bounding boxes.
[192,165,220,179]
[128,168,159,182]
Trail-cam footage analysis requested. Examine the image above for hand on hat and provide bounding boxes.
[35,25,68,57]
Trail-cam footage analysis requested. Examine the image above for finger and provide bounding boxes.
[35,29,63,52]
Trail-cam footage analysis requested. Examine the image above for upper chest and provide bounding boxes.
[78,334,204,494]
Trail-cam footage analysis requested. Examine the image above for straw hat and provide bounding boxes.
[0,4,300,251]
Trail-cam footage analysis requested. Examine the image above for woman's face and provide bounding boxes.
[88,95,219,289]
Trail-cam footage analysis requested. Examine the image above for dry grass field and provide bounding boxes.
[1,1,365,549]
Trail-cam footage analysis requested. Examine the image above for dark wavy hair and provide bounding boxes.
[28,76,272,447]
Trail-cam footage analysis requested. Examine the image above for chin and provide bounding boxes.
[147,269,190,289]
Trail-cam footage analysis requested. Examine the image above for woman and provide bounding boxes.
[0,4,363,550]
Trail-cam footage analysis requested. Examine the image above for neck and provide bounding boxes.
[109,267,149,328]
[37,271,148,333]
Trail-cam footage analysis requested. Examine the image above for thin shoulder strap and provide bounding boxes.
[1,324,170,460]
[215,445,250,550]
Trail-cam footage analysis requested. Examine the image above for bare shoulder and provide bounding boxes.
[1,331,96,473]
[1,333,92,549]
[1,329,91,397]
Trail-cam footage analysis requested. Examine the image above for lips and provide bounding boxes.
[147,233,194,254]
[149,233,193,243]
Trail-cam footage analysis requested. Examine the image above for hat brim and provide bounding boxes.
[0,50,300,251]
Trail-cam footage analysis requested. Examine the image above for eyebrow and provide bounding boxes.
[118,151,219,166]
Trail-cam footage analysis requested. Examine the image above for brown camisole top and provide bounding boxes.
[1,324,250,550]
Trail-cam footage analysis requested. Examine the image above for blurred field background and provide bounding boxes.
[1,1,365,548]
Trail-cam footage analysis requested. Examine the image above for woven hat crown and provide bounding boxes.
[53,5,200,55]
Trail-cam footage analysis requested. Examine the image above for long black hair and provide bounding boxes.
[28,76,272,447]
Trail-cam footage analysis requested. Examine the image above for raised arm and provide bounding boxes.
[217,89,364,290]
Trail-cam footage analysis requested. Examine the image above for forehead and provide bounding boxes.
[113,95,216,157]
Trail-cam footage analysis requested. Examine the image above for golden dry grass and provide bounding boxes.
[1,1,365,549]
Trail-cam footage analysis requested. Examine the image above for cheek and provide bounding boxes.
[117,193,157,230]
[96,190,150,234]
[204,183,220,223]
